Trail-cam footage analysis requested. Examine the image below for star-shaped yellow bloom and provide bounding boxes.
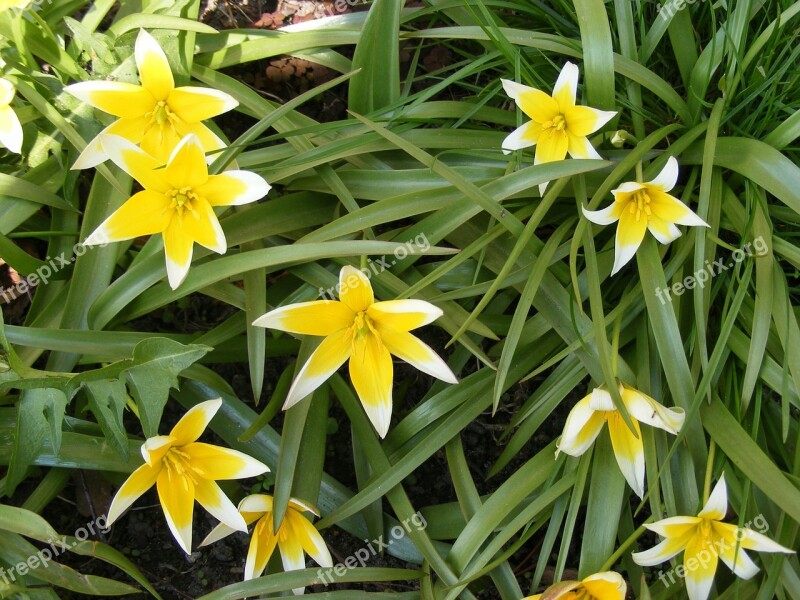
[556,382,684,498]
[501,62,617,195]
[523,571,626,600]
[582,156,708,275]
[65,29,237,168]
[202,494,333,592]
[632,474,795,600]
[83,133,270,289]
[0,78,23,154]
[253,266,458,437]
[105,399,270,554]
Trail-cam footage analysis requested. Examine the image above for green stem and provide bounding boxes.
[598,521,651,571]
[635,161,644,183]
[703,441,716,503]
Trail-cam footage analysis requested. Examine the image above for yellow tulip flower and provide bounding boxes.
[0,78,23,153]
[105,399,270,554]
[632,474,795,600]
[202,494,333,592]
[556,382,684,498]
[253,265,457,437]
[501,62,617,195]
[582,156,708,275]
[523,571,626,600]
[65,29,237,168]
[83,133,270,289]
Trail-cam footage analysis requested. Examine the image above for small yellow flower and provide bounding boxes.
[523,571,626,600]
[105,399,270,554]
[0,78,23,153]
[632,474,795,600]
[65,29,237,168]
[556,382,684,498]
[582,156,708,275]
[253,266,457,437]
[501,62,617,195]
[83,134,270,289]
[202,494,333,592]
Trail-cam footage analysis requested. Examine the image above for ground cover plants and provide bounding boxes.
[0,0,799,598]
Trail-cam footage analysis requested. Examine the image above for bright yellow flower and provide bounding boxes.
[501,62,616,195]
[65,29,237,168]
[632,474,794,600]
[105,399,270,554]
[83,133,270,289]
[0,0,31,10]
[202,494,333,591]
[556,382,684,498]
[253,266,457,437]
[0,78,23,153]
[582,156,708,275]
[523,571,626,600]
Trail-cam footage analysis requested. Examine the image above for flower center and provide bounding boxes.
[352,311,374,338]
[168,187,199,217]
[543,113,567,132]
[163,447,199,489]
[627,189,652,222]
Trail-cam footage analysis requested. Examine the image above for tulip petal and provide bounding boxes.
[649,189,708,227]
[683,533,718,600]
[648,156,679,192]
[716,536,760,580]
[607,412,645,497]
[612,182,645,196]
[377,326,457,383]
[183,442,270,480]
[632,532,693,566]
[135,29,174,101]
[73,118,149,170]
[501,121,541,154]
[140,435,175,466]
[556,394,606,457]
[698,475,728,520]
[645,516,701,539]
[552,61,579,109]
[83,190,172,246]
[566,132,602,159]
[140,124,183,165]
[350,331,393,438]
[278,531,308,594]
[288,498,321,517]
[254,300,355,336]
[73,133,111,170]
[0,78,15,106]
[500,79,540,103]
[197,171,271,206]
[284,329,353,409]
[622,386,685,434]
[106,462,161,526]
[65,81,154,119]
[736,526,795,554]
[587,387,616,411]
[288,511,333,568]
[239,494,274,515]
[163,134,209,190]
[100,134,171,192]
[518,89,560,123]
[565,105,616,137]
[177,120,228,157]
[167,86,238,123]
[647,215,683,244]
[582,202,623,226]
[199,522,239,547]
[179,195,227,255]
[163,217,195,289]
[338,265,374,311]
[246,517,279,580]
[368,299,443,331]
[582,571,627,599]
[612,208,648,275]
[169,398,222,446]
[534,129,569,165]
[157,467,195,553]
[194,478,248,532]
[0,105,23,154]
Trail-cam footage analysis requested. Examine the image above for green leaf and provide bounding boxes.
[83,379,130,461]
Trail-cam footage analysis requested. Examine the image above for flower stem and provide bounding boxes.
[599,520,651,571]
[635,161,644,183]
[703,441,716,504]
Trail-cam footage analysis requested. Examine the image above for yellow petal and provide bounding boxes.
[697,475,728,520]
[612,207,648,275]
[647,215,683,244]
[65,81,154,119]
[0,78,15,106]
[552,62,578,109]
[377,326,457,384]
[165,134,209,190]
[135,29,174,101]
[284,329,353,409]
[287,511,333,568]
[239,493,274,515]
[183,442,270,480]
[534,128,569,164]
[167,86,238,122]
[582,201,623,226]
[647,156,679,192]
[83,190,172,246]
[252,300,355,336]
[711,524,760,579]
[730,524,795,554]
[556,393,606,457]
[518,89,560,123]
[646,516,701,539]
[581,571,627,600]
[367,299,443,331]
[338,265,374,311]
[170,398,222,446]
[99,134,171,193]
[607,412,645,497]
[140,435,175,466]
[176,120,227,156]
[177,195,226,254]
[622,385,685,434]
[196,171,271,206]
[277,524,307,572]
[193,478,248,532]
[140,123,183,166]
[350,331,393,437]
[564,105,616,137]
[566,132,602,159]
[156,466,195,553]
[105,115,148,143]
[631,531,694,566]
[199,522,240,547]
[647,188,708,227]
[106,462,161,526]
[501,121,542,153]
[0,105,23,154]
[163,217,196,289]
[683,532,718,600]
[288,497,320,516]
[246,516,279,580]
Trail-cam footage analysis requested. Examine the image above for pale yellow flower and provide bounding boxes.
[0,78,23,153]
[522,571,626,600]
